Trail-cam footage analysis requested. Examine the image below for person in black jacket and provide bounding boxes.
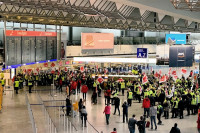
[113,97,120,115]
[137,116,146,133]
[170,123,181,133]
[178,97,184,119]
[122,101,128,123]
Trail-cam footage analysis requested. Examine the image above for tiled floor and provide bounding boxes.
[0,86,199,133]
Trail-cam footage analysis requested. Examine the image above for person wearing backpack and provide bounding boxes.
[137,116,146,133]
[157,102,163,125]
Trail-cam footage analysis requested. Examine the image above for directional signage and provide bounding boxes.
[137,48,148,58]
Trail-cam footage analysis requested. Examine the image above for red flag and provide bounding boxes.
[44,63,48,67]
[181,68,187,74]
[80,66,84,72]
[36,67,39,72]
[154,72,159,78]
[59,60,63,66]
[172,70,176,75]
[168,68,171,75]
[65,67,68,72]
[51,70,55,74]
[160,75,166,83]
[51,62,55,67]
[159,70,162,75]
[174,75,178,79]
[142,74,148,84]
[139,85,142,94]
[27,69,32,74]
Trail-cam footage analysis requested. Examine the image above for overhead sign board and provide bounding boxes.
[81,33,114,50]
[165,34,186,44]
[137,48,148,58]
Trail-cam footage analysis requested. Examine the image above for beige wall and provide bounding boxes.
[66,44,157,56]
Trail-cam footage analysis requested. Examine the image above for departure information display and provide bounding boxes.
[6,30,57,66]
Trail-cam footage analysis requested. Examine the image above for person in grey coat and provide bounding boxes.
[150,105,157,130]
[128,114,137,133]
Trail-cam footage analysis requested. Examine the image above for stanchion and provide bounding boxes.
[67,117,68,132]
[70,122,72,133]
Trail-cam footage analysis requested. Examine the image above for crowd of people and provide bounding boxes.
[3,67,200,133]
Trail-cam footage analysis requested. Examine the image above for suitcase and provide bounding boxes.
[146,121,150,128]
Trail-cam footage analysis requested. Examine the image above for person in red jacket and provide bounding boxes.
[197,113,200,133]
[71,80,77,95]
[143,96,150,118]
[81,83,88,100]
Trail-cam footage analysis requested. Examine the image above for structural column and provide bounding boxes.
[57,25,61,60]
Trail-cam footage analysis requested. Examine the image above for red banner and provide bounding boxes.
[44,63,48,67]
[160,75,166,83]
[51,62,55,67]
[172,70,176,75]
[181,68,187,74]
[6,30,57,37]
[142,74,148,84]
[80,66,84,72]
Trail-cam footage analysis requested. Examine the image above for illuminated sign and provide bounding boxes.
[81,33,114,50]
[6,30,57,37]
[165,34,186,44]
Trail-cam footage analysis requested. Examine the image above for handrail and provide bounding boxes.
[25,92,37,133]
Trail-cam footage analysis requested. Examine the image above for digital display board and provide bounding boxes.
[169,46,193,67]
[165,34,186,44]
[6,30,57,66]
[81,33,114,50]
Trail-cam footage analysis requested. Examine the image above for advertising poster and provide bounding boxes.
[156,44,169,65]
[169,46,193,67]
[81,33,114,51]
[165,34,186,44]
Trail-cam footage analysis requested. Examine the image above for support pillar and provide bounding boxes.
[57,26,61,60]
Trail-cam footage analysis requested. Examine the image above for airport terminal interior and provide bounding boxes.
[2,0,200,133]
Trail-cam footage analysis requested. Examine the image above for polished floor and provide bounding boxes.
[0,85,199,133]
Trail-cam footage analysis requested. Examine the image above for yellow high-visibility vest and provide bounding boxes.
[15,81,19,87]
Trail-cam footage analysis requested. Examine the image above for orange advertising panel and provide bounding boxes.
[6,30,57,37]
[81,33,114,50]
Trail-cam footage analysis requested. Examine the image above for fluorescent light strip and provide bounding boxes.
[74,57,156,64]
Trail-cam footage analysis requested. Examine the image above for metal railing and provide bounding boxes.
[36,92,58,133]
[25,92,37,133]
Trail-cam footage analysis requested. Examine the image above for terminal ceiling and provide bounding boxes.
[0,0,199,32]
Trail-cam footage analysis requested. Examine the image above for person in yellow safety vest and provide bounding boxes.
[0,72,4,79]
[121,81,125,96]
[196,92,200,110]
[96,81,101,97]
[1,78,5,87]
[191,95,197,115]
[127,89,133,106]
[144,89,149,98]
[111,89,119,105]
[157,103,163,125]
[28,77,33,93]
[14,78,19,94]
[172,98,178,118]
[19,76,24,89]
[93,81,97,90]
[126,80,132,88]
[136,86,141,103]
